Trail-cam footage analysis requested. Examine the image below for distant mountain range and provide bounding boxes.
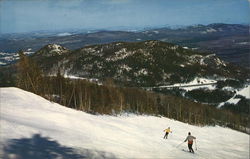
[0,23,249,68]
[32,41,249,86]
[27,41,249,109]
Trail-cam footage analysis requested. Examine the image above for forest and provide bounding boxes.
[15,51,249,133]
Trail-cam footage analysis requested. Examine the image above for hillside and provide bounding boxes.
[27,40,250,109]
[0,87,249,159]
[32,40,249,87]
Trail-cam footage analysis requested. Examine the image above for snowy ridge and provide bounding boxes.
[188,54,226,67]
[218,85,250,108]
[46,44,67,55]
[35,44,69,57]
[0,87,249,159]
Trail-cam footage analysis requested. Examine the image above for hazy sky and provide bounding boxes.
[0,0,249,34]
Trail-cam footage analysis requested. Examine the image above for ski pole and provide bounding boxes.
[195,140,197,150]
[176,142,184,148]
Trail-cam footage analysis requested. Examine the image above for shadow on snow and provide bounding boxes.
[2,134,116,159]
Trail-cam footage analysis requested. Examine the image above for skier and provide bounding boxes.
[163,127,172,139]
[184,132,196,153]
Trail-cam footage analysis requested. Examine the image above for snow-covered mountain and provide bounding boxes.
[26,40,249,109]
[152,77,250,107]
[0,87,249,159]
[35,44,69,57]
[31,41,249,86]
[0,51,34,66]
[1,24,249,68]
[1,40,248,115]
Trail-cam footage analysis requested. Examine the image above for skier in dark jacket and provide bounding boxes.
[184,132,196,153]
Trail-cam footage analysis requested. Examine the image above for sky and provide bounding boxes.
[0,0,249,34]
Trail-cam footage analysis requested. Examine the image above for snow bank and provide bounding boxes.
[0,87,249,159]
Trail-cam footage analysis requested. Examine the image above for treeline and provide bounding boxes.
[15,51,249,133]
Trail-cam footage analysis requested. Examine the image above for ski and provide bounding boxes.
[182,149,195,154]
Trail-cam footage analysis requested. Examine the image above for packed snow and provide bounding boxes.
[64,75,101,85]
[0,61,6,65]
[64,75,87,80]
[156,77,217,91]
[218,84,250,107]
[237,85,250,98]
[0,87,249,159]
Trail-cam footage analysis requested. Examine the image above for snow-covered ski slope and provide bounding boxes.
[0,87,249,159]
